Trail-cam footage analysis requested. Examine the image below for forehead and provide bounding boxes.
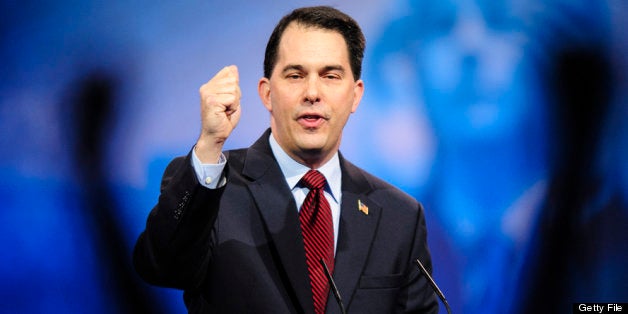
[275,23,350,67]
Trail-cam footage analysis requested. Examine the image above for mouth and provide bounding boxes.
[297,113,327,129]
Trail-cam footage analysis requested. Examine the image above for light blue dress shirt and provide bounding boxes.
[191,134,342,253]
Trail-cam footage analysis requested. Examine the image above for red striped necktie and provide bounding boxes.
[299,170,334,314]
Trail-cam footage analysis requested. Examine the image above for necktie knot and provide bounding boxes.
[301,170,326,190]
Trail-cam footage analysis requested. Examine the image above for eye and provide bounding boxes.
[286,73,303,80]
[323,73,341,80]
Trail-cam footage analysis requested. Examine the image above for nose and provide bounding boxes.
[303,76,321,104]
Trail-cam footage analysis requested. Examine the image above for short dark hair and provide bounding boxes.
[263,6,366,80]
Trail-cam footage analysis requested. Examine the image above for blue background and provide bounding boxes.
[1,1,627,313]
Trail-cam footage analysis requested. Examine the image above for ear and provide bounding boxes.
[258,77,272,112]
[351,79,364,113]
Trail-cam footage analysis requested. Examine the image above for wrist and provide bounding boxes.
[194,137,224,164]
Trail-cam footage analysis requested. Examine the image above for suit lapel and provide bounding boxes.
[241,131,314,314]
[328,157,382,313]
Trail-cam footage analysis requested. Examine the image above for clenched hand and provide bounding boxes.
[195,65,241,163]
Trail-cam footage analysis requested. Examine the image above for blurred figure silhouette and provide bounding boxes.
[69,71,162,313]
[517,43,628,313]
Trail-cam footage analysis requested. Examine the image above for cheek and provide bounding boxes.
[273,88,301,110]
[331,107,353,129]
[271,103,294,126]
[334,93,357,117]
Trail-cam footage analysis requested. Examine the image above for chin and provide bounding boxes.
[296,140,325,152]
[295,138,327,153]
[296,130,326,144]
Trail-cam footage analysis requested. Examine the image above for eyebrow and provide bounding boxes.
[321,65,346,74]
[281,64,346,75]
[281,64,305,74]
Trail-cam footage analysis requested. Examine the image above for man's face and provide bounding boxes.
[258,23,364,167]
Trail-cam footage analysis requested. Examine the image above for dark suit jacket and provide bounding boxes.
[134,130,438,313]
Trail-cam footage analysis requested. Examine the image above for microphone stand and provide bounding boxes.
[415,259,452,314]
[320,259,347,314]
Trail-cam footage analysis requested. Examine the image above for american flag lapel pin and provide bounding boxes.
[358,199,369,215]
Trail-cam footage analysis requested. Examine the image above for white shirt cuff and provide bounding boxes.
[191,148,227,189]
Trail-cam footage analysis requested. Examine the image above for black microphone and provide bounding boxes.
[320,259,347,314]
[415,258,452,314]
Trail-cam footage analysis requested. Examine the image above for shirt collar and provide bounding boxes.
[269,133,342,204]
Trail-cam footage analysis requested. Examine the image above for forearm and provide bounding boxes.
[133,152,224,289]
[135,65,240,290]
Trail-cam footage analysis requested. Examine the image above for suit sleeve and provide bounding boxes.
[133,149,224,289]
[398,202,440,314]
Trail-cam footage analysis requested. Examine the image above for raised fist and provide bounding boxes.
[195,65,241,163]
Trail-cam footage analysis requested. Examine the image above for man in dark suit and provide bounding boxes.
[134,6,438,313]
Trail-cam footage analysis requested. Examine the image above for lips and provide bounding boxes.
[297,113,327,128]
